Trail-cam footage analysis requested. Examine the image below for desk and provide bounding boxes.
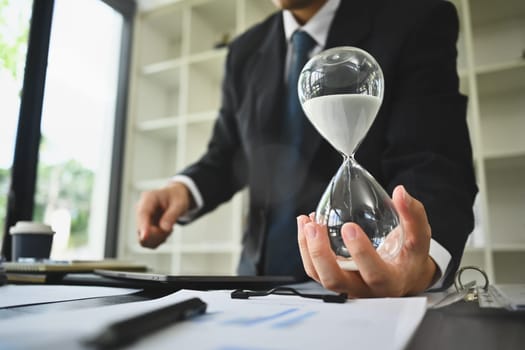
[408,300,525,350]
[1,285,524,349]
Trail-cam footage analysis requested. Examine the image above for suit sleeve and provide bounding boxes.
[179,48,248,220]
[382,1,478,288]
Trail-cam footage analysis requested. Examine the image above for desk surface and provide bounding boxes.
[408,300,525,350]
[1,285,524,350]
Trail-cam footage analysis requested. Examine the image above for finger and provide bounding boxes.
[159,201,185,232]
[341,223,393,292]
[304,222,348,291]
[136,191,161,237]
[341,223,386,271]
[297,215,319,282]
[392,185,431,251]
[139,227,168,248]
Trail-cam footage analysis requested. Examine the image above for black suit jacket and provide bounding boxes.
[181,0,478,288]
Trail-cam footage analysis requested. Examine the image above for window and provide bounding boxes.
[34,0,124,259]
[0,0,32,247]
[1,0,135,261]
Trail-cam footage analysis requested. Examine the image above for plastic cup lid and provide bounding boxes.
[9,221,55,235]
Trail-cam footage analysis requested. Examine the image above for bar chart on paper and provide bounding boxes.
[196,307,317,329]
[136,290,427,350]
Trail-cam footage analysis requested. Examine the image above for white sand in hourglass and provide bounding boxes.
[302,94,381,156]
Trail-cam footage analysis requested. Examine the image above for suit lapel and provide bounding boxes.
[325,0,374,49]
[252,15,286,139]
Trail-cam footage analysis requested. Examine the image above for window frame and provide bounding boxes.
[1,0,136,261]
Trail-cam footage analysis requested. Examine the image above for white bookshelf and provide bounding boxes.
[454,0,525,283]
[119,0,525,281]
[117,0,275,274]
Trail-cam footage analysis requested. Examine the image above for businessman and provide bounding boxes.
[137,0,477,297]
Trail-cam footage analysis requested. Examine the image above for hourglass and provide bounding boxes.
[298,46,404,271]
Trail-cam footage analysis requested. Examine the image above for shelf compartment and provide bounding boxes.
[134,73,181,123]
[485,156,525,246]
[138,4,184,65]
[186,110,217,124]
[479,90,525,158]
[184,120,214,164]
[141,64,182,89]
[189,0,236,55]
[490,243,525,252]
[470,0,525,67]
[476,62,525,96]
[136,111,216,141]
[136,116,182,140]
[470,0,525,25]
[130,133,178,182]
[485,154,525,168]
[492,251,525,283]
[187,47,227,64]
[141,58,184,76]
[186,53,225,114]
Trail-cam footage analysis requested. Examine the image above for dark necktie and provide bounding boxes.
[285,30,317,148]
[263,31,317,276]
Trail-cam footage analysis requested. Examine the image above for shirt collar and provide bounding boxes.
[282,0,341,49]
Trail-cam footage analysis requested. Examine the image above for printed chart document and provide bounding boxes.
[0,285,426,350]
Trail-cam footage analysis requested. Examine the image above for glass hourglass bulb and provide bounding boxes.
[298,46,404,270]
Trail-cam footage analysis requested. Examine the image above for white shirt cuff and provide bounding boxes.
[170,175,204,223]
[427,238,452,290]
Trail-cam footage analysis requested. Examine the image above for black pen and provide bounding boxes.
[85,297,207,349]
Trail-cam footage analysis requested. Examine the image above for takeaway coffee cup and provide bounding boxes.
[9,221,55,261]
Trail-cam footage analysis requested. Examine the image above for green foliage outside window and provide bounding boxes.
[1,0,94,249]
[0,0,29,241]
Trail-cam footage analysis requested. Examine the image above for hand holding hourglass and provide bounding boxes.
[298,47,404,270]
[296,47,437,297]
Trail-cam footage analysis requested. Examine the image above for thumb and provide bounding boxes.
[392,185,431,249]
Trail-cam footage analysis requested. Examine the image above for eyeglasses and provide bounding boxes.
[231,286,348,303]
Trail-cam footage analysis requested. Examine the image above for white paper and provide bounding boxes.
[0,285,140,308]
[137,290,427,350]
[0,287,426,350]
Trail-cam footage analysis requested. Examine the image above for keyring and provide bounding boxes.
[454,265,489,292]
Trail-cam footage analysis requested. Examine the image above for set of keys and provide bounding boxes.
[430,265,523,310]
